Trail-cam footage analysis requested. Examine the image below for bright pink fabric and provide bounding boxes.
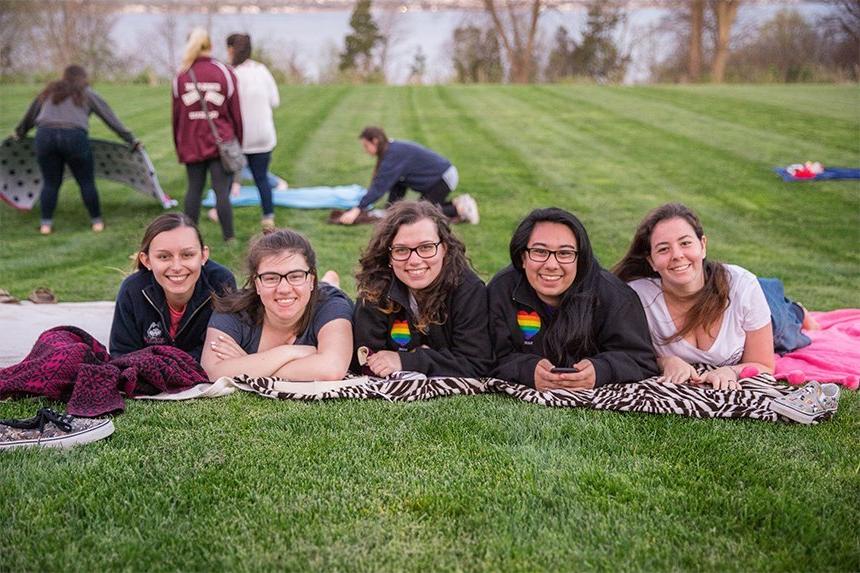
[774,309,860,386]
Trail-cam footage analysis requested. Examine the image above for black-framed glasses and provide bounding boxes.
[255,270,312,288]
[525,247,578,264]
[389,241,442,261]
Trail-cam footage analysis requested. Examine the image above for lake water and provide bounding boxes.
[112,2,834,83]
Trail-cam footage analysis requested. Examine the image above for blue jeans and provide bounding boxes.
[35,127,101,225]
[245,152,274,217]
[758,277,811,355]
[239,165,279,189]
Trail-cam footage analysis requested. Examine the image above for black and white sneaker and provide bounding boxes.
[0,408,115,450]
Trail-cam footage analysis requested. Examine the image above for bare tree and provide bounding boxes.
[375,6,406,82]
[482,0,541,83]
[136,11,181,79]
[0,0,39,78]
[688,0,704,81]
[711,0,741,83]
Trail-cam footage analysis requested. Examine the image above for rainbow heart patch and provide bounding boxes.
[390,320,411,346]
[517,310,540,340]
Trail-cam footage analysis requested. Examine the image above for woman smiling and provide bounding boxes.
[109,213,236,361]
[352,201,492,377]
[200,229,353,381]
[488,208,658,390]
[614,203,774,390]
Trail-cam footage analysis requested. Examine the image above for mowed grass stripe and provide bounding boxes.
[629,85,860,155]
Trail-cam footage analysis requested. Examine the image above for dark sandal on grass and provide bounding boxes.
[0,288,20,304]
[28,287,57,304]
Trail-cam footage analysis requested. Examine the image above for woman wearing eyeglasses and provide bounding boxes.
[352,201,492,378]
[200,229,353,381]
[488,208,658,390]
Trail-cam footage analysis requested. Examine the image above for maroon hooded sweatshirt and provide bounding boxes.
[172,56,243,164]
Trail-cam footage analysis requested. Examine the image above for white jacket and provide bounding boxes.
[234,59,279,154]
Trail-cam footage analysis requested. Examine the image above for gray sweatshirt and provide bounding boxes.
[16,87,135,144]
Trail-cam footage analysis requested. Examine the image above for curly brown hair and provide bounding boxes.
[355,201,471,333]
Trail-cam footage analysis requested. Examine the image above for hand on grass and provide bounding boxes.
[367,350,402,378]
[534,358,596,392]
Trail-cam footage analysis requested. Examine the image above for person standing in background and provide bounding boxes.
[173,28,242,243]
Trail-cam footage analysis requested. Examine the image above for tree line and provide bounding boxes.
[1,0,857,84]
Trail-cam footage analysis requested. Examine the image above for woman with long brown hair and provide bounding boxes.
[200,229,353,381]
[352,201,492,377]
[337,126,479,225]
[614,203,774,390]
[110,213,235,361]
[14,64,139,235]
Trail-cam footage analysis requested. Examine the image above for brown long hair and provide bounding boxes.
[227,33,251,67]
[359,125,389,182]
[137,213,204,271]
[613,203,729,343]
[356,201,470,333]
[214,229,319,335]
[39,65,88,107]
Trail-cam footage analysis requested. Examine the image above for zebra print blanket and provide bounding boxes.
[234,370,798,422]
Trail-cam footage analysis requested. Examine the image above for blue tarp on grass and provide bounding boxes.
[202,184,365,209]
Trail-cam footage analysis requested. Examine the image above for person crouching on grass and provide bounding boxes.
[338,126,479,225]
[352,201,492,378]
[488,207,658,390]
[201,229,353,381]
[110,213,236,362]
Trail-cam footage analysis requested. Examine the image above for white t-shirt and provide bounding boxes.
[628,264,771,367]
[234,60,279,154]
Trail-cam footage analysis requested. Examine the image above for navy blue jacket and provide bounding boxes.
[488,265,658,388]
[352,269,493,377]
[109,260,236,361]
[358,140,452,210]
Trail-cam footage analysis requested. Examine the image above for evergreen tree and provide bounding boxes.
[569,2,629,82]
[339,0,383,76]
[545,26,573,81]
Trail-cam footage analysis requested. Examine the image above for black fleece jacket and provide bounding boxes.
[109,260,236,361]
[352,269,493,377]
[488,265,658,388]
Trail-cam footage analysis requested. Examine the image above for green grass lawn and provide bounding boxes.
[1,83,859,571]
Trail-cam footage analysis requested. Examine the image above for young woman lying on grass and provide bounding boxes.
[201,229,353,381]
[352,201,492,378]
[489,208,658,391]
[110,213,236,361]
[614,203,776,390]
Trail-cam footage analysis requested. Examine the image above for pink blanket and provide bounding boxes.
[774,309,860,388]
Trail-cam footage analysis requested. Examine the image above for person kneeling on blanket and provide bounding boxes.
[488,208,659,391]
[201,229,353,381]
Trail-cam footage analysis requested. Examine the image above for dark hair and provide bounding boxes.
[510,207,602,365]
[359,126,389,183]
[40,65,88,107]
[214,229,319,335]
[137,213,204,271]
[612,202,729,343]
[226,33,251,67]
[356,201,470,333]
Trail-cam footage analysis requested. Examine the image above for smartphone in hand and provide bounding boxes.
[550,367,580,374]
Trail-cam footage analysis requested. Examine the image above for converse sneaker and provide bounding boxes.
[770,381,840,424]
[0,408,115,450]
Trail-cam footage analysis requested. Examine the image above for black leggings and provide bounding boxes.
[387,178,457,218]
[184,159,234,240]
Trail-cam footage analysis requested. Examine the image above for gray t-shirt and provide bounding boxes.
[208,283,353,353]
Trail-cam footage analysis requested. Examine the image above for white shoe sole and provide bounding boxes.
[0,418,115,450]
